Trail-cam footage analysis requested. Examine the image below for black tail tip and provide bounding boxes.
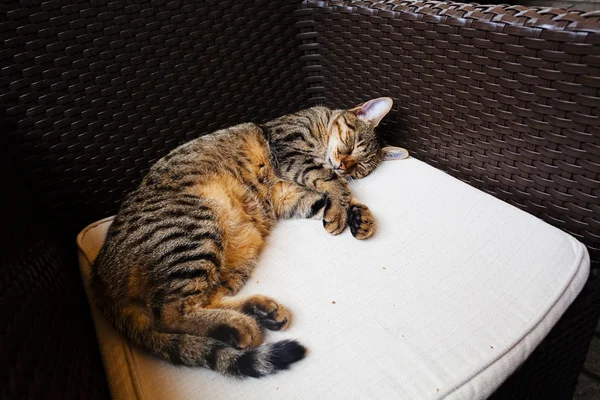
[238,339,307,378]
[269,340,307,370]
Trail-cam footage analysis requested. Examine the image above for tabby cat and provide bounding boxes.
[92,97,405,378]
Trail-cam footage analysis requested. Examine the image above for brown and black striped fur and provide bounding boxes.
[92,98,399,377]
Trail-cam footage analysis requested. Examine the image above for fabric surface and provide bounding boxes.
[77,158,589,400]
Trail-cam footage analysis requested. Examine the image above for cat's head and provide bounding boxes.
[326,97,407,179]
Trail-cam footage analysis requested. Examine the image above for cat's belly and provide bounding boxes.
[186,172,274,274]
[181,128,278,292]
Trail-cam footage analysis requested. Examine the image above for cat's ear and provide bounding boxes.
[350,97,393,127]
[381,146,409,161]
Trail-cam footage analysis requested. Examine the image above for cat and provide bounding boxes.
[91,97,405,378]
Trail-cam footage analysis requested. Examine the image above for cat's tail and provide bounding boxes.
[133,328,306,377]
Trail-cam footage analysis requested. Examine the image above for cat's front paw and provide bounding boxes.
[347,203,375,240]
[243,295,291,331]
[322,198,348,235]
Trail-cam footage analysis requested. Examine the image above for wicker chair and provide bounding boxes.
[1,1,598,398]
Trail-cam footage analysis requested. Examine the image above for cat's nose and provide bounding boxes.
[337,162,346,171]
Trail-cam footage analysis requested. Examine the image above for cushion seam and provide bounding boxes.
[77,216,115,265]
[441,237,588,399]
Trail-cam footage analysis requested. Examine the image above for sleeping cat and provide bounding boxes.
[92,97,405,378]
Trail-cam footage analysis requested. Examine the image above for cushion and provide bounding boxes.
[77,158,589,400]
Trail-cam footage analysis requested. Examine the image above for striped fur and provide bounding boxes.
[92,98,394,377]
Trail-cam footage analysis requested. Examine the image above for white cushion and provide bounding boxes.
[77,158,589,400]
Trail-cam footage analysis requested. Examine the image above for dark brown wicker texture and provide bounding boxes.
[1,0,599,399]
[1,0,310,231]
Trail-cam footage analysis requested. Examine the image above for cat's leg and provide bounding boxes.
[148,256,264,349]
[157,265,290,349]
[272,180,326,220]
[208,295,292,331]
[272,180,374,239]
[276,157,351,234]
[153,297,263,350]
[203,255,292,332]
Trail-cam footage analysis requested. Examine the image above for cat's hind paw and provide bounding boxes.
[243,295,291,331]
[209,315,263,350]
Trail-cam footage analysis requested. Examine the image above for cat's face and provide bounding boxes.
[327,97,404,179]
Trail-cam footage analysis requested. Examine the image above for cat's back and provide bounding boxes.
[142,122,270,188]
